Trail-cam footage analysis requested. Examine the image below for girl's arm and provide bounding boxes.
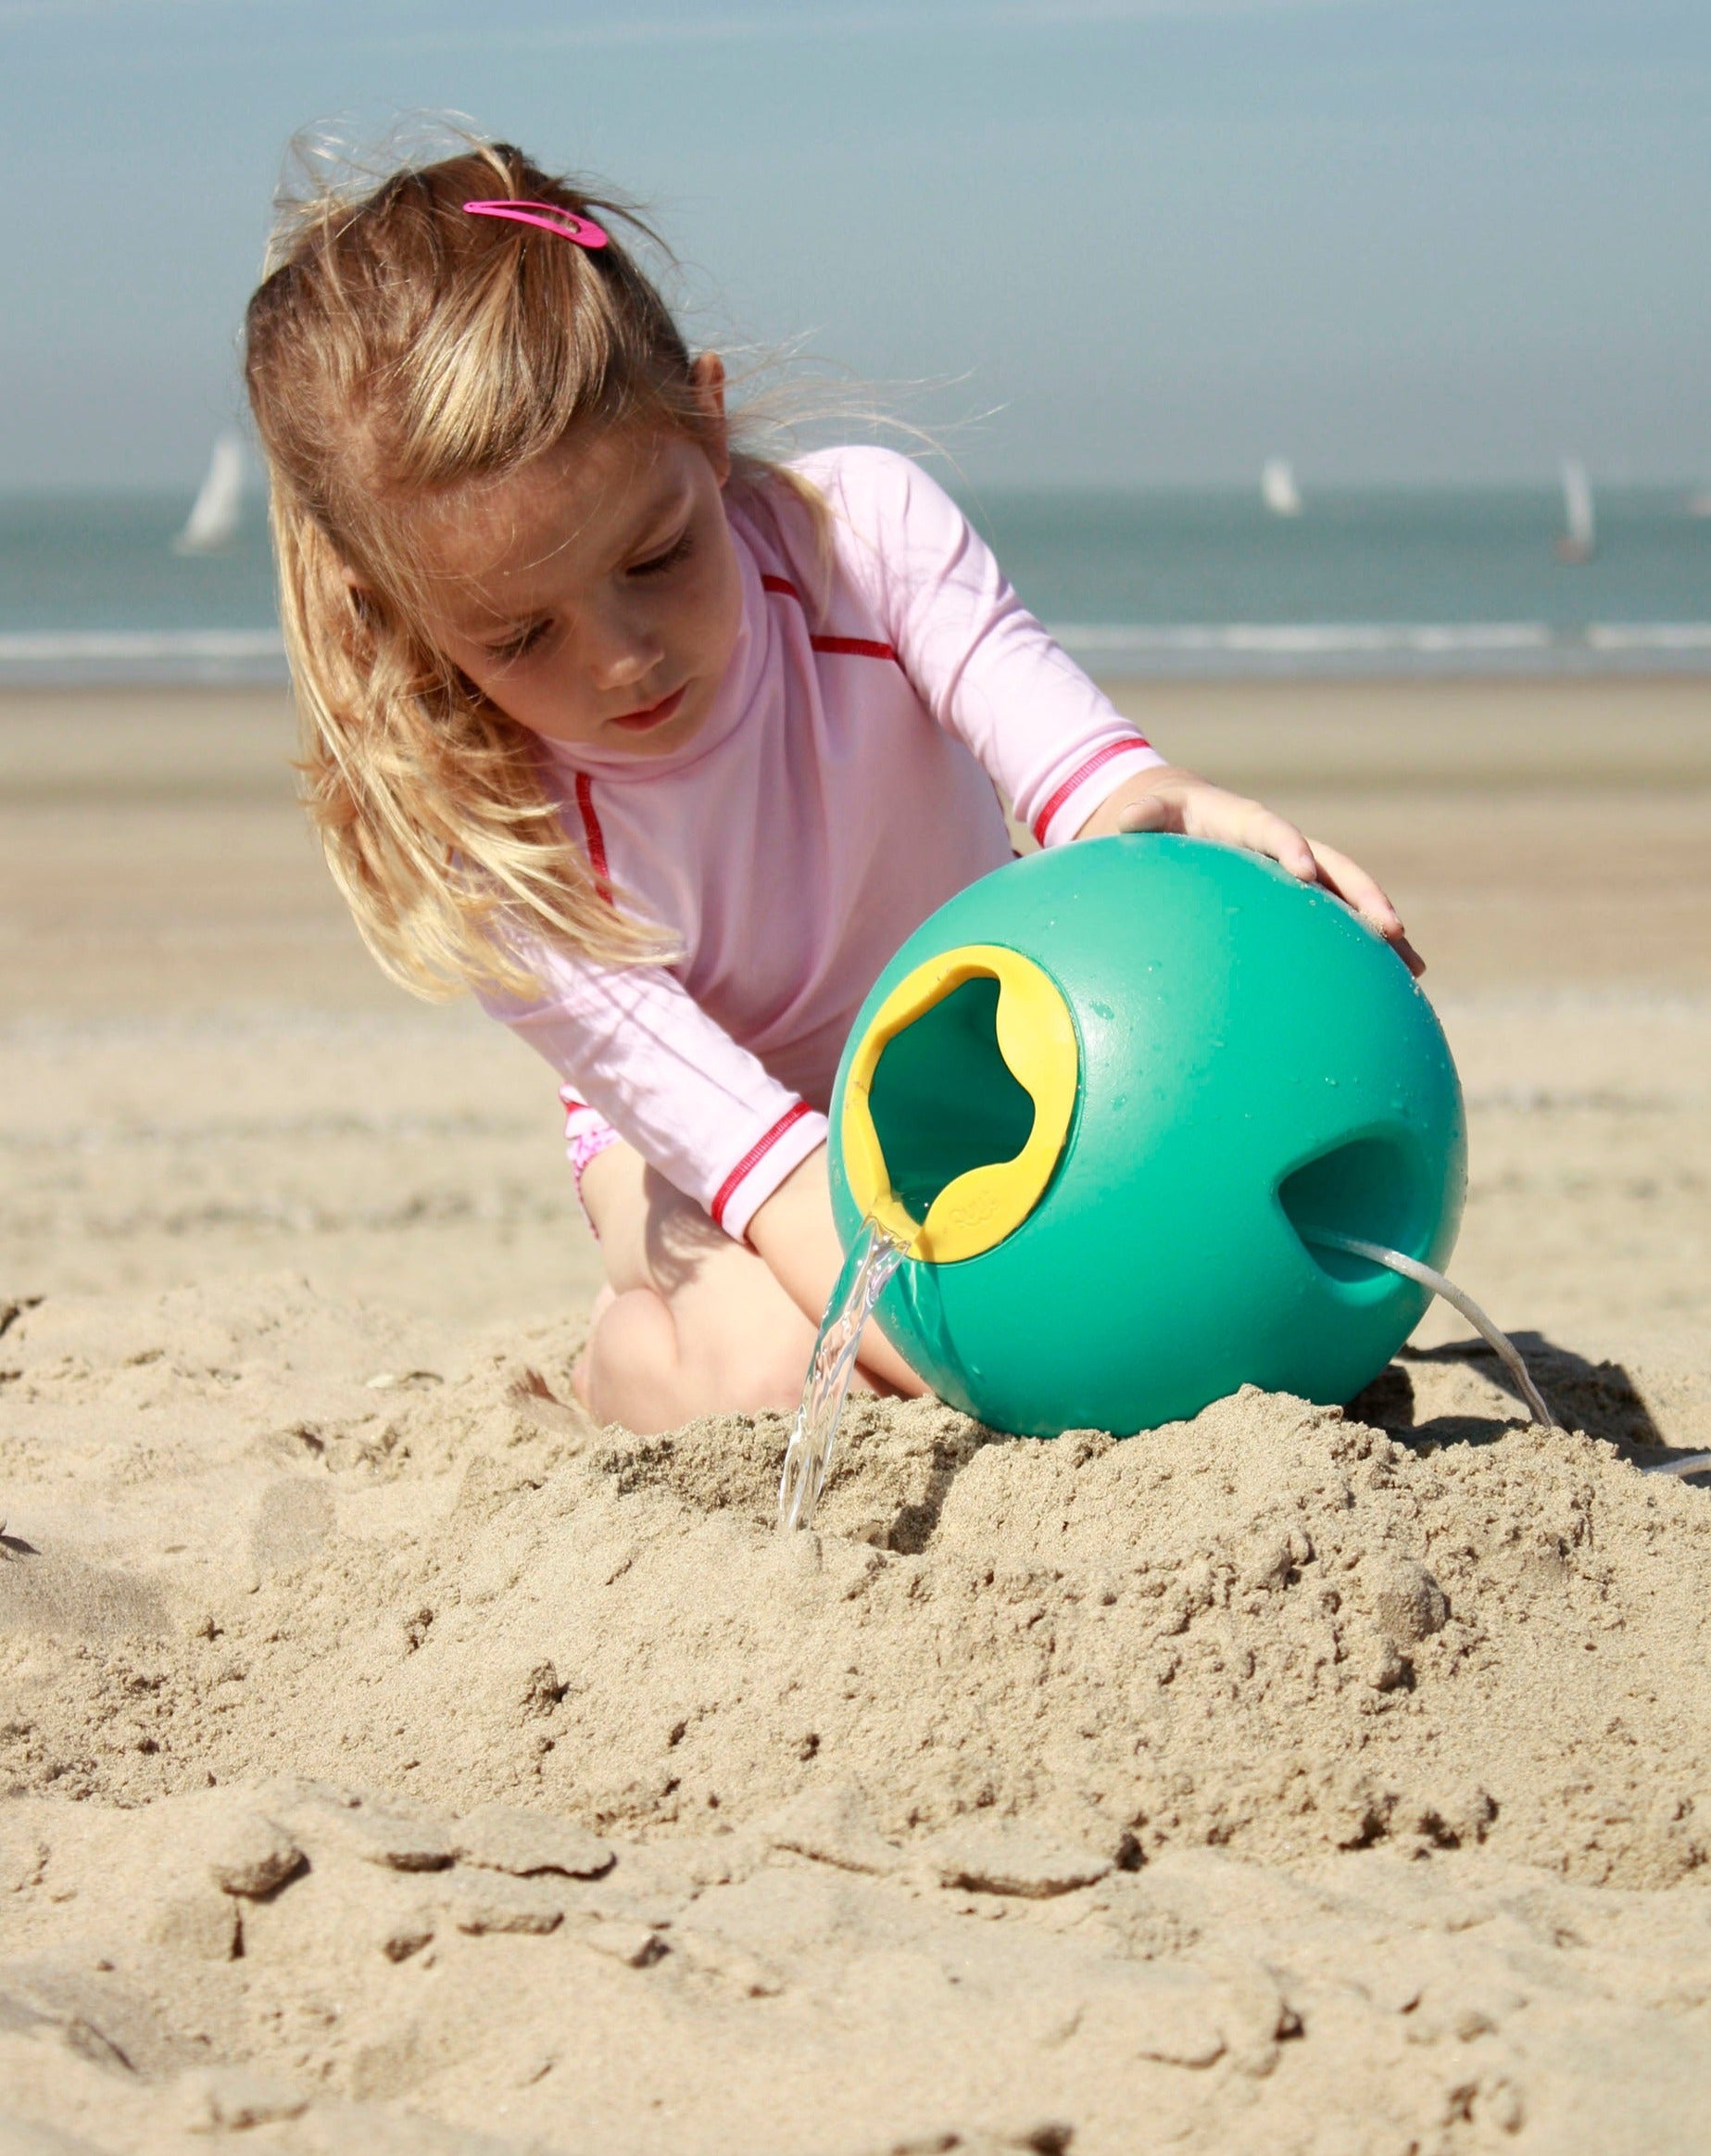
[482,944,828,1244]
[486,940,925,1385]
[814,448,1418,971]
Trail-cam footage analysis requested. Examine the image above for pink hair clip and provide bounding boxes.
[461,199,610,249]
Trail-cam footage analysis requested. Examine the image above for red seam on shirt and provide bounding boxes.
[573,771,613,905]
[761,571,900,666]
[710,1101,813,1233]
[811,632,900,663]
[1029,738,1153,849]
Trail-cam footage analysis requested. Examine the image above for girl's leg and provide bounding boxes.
[573,1141,824,1432]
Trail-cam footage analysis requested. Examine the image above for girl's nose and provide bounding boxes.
[582,598,663,692]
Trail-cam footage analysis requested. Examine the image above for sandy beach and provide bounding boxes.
[3,675,1709,2154]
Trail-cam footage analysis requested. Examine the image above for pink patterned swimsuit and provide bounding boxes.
[481,447,1164,1239]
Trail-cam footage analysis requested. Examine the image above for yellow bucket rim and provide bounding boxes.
[839,942,1079,1264]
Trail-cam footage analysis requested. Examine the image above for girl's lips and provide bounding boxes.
[608,684,686,733]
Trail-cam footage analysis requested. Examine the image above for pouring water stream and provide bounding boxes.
[776,1217,907,1533]
[776,1217,1705,1532]
[1302,1229,1709,1475]
[1299,1227,1556,1426]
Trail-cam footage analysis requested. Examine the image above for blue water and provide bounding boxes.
[969,485,1711,674]
[4,482,1709,682]
[974,485,1711,635]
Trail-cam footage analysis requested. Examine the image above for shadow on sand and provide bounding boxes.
[1347,1330,1692,1462]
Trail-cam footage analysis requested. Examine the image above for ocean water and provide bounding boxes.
[0,490,283,683]
[3,482,1708,684]
[972,485,1711,674]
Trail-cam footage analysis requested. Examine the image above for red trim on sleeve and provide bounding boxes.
[710,1100,814,1232]
[573,771,614,905]
[1029,738,1153,849]
[761,574,802,602]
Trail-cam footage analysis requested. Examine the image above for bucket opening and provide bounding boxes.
[1277,1134,1420,1286]
[841,942,1078,1264]
[866,973,1038,1226]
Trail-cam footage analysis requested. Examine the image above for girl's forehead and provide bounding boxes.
[414,424,698,607]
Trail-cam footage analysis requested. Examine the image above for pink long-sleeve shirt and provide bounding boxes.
[485,446,1164,1240]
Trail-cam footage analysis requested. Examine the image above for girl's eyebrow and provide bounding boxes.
[455,464,698,638]
[609,473,695,564]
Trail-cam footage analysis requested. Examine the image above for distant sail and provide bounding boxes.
[173,433,245,555]
[1261,457,1302,517]
[1555,459,1595,563]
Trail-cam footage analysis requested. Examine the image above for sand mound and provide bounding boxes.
[3,1278,1710,2153]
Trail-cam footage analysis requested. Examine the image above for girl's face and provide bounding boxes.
[409,359,743,760]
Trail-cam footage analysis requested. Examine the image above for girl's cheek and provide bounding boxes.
[698,534,745,656]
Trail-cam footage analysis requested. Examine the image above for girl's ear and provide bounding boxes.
[337,561,378,630]
[689,352,731,485]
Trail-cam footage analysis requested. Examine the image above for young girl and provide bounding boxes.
[245,141,1419,1436]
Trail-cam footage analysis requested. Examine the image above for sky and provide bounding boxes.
[1,0,1707,490]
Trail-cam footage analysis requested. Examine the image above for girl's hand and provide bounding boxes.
[1077,765,1425,977]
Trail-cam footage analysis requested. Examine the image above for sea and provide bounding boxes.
[3,482,1709,685]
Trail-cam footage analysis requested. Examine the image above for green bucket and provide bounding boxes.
[827,833,1466,1437]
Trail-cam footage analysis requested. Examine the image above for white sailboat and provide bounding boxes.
[173,432,245,555]
[1261,457,1302,517]
[1555,458,1595,563]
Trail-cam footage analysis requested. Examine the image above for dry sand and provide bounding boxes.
[1,678,1709,2154]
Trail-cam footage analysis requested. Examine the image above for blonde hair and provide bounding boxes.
[245,137,807,998]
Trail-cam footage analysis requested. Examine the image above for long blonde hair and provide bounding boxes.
[245,138,802,999]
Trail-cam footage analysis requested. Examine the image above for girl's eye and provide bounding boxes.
[631,528,694,578]
[490,621,550,663]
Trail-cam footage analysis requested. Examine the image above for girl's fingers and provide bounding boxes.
[1389,932,1428,977]
[1225,800,1318,883]
[1306,839,1400,929]
[1307,839,1427,976]
[1111,785,1425,975]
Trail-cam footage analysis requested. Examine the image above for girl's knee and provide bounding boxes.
[695,1334,810,1418]
[584,1285,681,1431]
[582,1267,811,1431]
